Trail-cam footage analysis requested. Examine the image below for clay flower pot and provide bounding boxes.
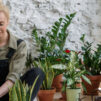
[82,75,101,95]
[38,88,56,101]
[52,74,63,92]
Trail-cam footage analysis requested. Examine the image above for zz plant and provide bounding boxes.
[32,13,76,63]
[80,34,101,75]
[32,13,76,82]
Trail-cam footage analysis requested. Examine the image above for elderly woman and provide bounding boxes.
[0,4,44,101]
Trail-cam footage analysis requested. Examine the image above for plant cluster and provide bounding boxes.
[80,34,101,75]
[32,13,76,77]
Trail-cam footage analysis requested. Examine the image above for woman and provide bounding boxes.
[0,4,44,101]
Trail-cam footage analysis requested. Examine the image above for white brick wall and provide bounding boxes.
[2,0,101,56]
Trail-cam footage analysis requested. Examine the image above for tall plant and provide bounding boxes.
[32,13,76,78]
[32,13,76,59]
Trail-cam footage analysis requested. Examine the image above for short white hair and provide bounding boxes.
[0,4,10,21]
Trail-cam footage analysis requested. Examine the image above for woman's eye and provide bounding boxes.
[0,23,3,26]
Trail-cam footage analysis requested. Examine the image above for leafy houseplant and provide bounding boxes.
[32,13,76,57]
[64,51,90,89]
[32,13,76,91]
[38,59,54,90]
[80,34,101,75]
[9,77,38,101]
[64,51,91,101]
[34,59,56,101]
[32,13,76,66]
[80,34,101,95]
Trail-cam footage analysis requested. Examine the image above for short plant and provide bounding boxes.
[64,51,91,89]
[9,76,38,101]
[33,58,54,90]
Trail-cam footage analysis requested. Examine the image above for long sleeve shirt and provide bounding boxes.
[0,30,27,83]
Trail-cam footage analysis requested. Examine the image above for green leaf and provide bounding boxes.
[15,81,21,101]
[81,82,87,92]
[59,18,63,21]
[9,86,18,101]
[30,76,39,101]
[66,15,71,20]
[26,89,30,101]
[81,75,91,85]
[80,34,85,42]
[67,78,74,86]
[47,69,54,89]
[19,80,26,101]
[70,12,76,18]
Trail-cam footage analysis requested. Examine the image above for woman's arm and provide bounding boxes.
[0,41,27,98]
[0,80,14,98]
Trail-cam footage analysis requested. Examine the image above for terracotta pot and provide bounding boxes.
[52,74,63,92]
[38,88,56,101]
[82,75,101,95]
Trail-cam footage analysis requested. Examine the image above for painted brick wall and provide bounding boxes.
[2,0,101,56]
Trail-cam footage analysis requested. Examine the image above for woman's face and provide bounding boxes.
[0,12,8,38]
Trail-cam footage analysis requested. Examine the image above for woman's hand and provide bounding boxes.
[0,80,14,98]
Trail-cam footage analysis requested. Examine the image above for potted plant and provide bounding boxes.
[9,77,38,101]
[50,49,71,92]
[64,51,91,101]
[32,13,76,92]
[80,34,101,95]
[33,58,56,101]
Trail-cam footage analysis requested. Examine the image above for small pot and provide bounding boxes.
[82,75,101,95]
[38,88,56,101]
[66,88,81,101]
[52,74,63,92]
